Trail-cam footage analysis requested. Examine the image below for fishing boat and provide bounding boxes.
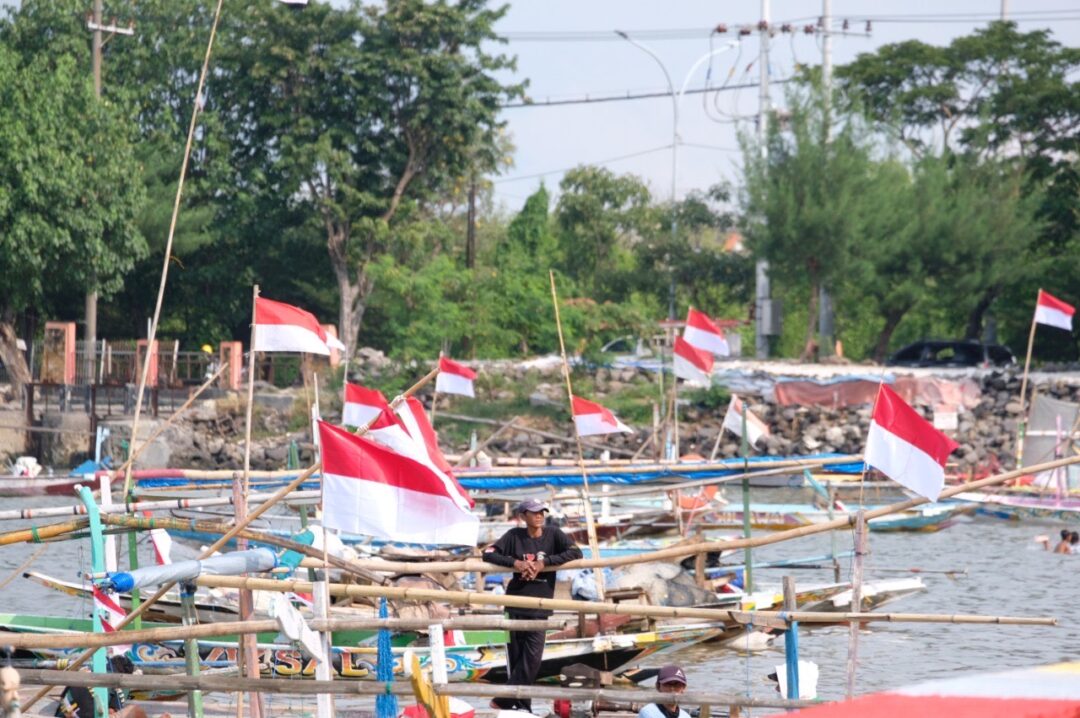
[683,501,973,532]
[952,490,1080,521]
[0,470,104,498]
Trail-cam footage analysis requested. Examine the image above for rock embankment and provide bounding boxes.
[91,365,1076,475]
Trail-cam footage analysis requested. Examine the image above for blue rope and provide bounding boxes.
[376,598,398,718]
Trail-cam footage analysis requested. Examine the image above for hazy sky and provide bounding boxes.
[489,1,1080,211]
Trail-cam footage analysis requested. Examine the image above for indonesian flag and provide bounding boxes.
[572,396,633,437]
[144,511,173,565]
[253,297,330,355]
[394,397,459,480]
[864,384,959,501]
[721,394,770,447]
[318,421,478,545]
[435,356,476,397]
[1034,289,1075,331]
[673,336,714,385]
[343,383,390,428]
[325,333,347,352]
[93,585,131,656]
[684,308,730,356]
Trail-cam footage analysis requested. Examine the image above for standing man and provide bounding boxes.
[483,499,582,712]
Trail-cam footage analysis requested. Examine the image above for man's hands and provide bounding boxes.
[513,558,545,580]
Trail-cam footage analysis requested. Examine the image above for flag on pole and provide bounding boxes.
[864,384,959,501]
[343,383,390,428]
[318,421,478,545]
[394,396,460,481]
[673,336,714,385]
[435,356,477,397]
[326,334,347,352]
[572,396,633,436]
[253,297,330,355]
[1034,289,1075,331]
[683,308,730,356]
[721,394,770,447]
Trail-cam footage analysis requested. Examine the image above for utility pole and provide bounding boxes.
[465,175,477,269]
[754,0,772,359]
[817,0,835,359]
[85,0,104,387]
[1001,0,1008,20]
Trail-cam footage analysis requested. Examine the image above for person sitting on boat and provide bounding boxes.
[638,664,690,718]
[55,655,153,718]
[482,498,582,713]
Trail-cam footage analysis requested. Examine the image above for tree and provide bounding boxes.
[0,47,145,392]
[213,0,522,356]
[741,87,878,360]
[555,166,650,301]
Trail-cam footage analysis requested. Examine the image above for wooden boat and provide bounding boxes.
[22,571,240,624]
[0,471,103,497]
[687,501,973,532]
[953,490,1080,521]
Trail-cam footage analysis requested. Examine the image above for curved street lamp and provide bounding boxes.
[615,32,739,320]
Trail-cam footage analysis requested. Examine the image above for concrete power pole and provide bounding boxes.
[818,0,836,359]
[85,0,103,386]
[754,0,772,359]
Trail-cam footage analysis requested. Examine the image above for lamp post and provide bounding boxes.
[615,32,738,320]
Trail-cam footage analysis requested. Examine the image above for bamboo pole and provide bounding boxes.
[456,454,858,480]
[122,0,227,501]
[438,412,637,457]
[20,463,322,713]
[549,270,604,600]
[0,489,321,523]
[196,575,1056,627]
[845,510,867,699]
[0,617,573,651]
[1017,308,1039,467]
[453,416,519,468]
[15,671,817,710]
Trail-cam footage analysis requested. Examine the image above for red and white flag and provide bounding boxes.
[1034,289,1075,331]
[684,308,730,356]
[864,384,959,501]
[572,396,633,437]
[93,585,132,655]
[673,336,714,385]
[253,297,330,355]
[395,396,460,481]
[435,356,477,397]
[343,383,390,428]
[721,394,770,447]
[318,421,478,545]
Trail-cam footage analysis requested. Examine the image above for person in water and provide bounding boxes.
[1053,529,1073,554]
[638,665,690,718]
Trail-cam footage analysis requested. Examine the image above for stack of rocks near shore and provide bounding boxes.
[86,358,1079,475]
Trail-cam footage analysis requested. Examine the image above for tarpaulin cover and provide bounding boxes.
[1023,394,1080,471]
[457,453,864,490]
[766,661,1080,717]
[773,376,980,410]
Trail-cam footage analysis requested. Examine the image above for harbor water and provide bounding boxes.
[0,492,1076,709]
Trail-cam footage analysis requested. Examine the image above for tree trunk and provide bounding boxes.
[0,316,32,396]
[872,309,909,364]
[800,279,820,362]
[964,288,999,341]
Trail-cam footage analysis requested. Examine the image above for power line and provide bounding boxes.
[493,145,673,184]
[502,78,791,109]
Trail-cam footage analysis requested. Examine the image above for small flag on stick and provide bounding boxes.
[253,297,330,355]
[1034,289,1075,331]
[721,394,770,447]
[435,356,477,397]
[673,336,714,385]
[572,396,633,436]
[684,308,730,356]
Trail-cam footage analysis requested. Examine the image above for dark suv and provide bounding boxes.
[886,340,1016,368]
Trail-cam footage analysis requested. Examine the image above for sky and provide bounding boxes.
[487,1,1080,212]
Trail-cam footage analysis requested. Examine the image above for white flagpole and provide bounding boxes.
[239,285,263,718]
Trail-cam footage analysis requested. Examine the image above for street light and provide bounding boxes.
[615,32,739,320]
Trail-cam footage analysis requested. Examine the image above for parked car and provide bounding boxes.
[886,340,1017,368]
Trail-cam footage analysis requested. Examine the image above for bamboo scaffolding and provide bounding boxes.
[0,617,572,650]
[337,453,1080,574]
[15,670,817,710]
[20,463,322,712]
[194,575,1056,627]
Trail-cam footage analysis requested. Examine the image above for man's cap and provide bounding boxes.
[515,499,549,514]
[657,665,687,686]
